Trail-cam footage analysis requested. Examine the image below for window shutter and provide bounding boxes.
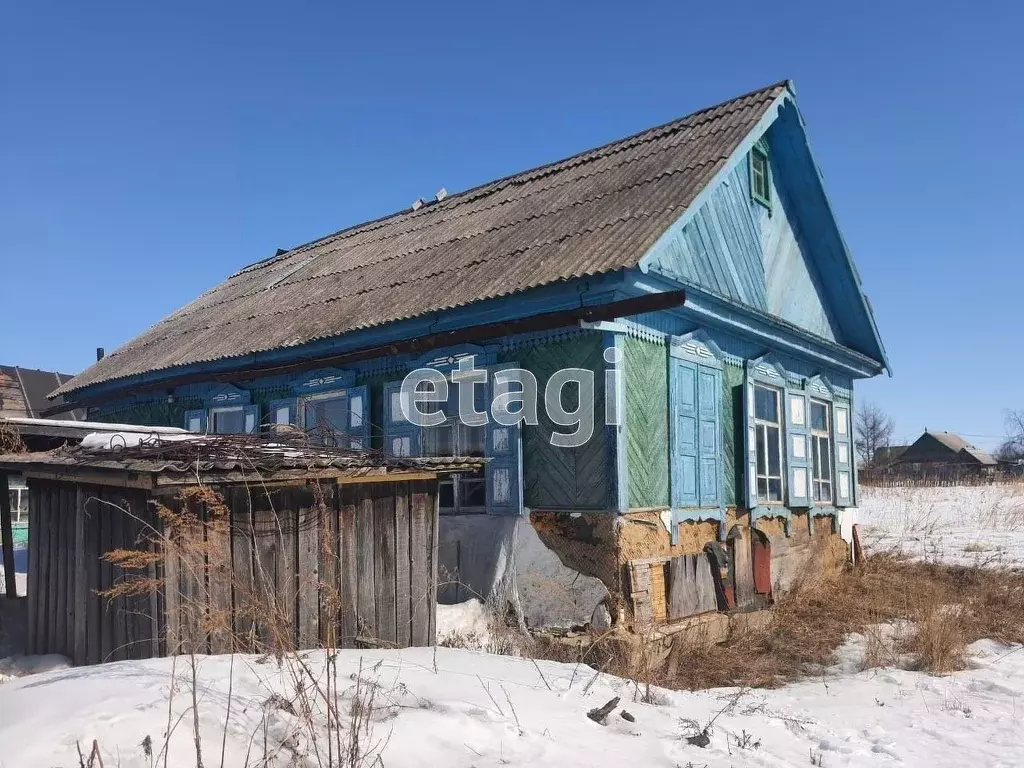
[697,367,722,508]
[383,379,420,457]
[833,401,854,506]
[784,386,810,507]
[184,409,207,433]
[743,374,759,509]
[267,398,297,428]
[670,359,699,508]
[485,367,521,515]
[242,404,260,434]
[347,385,370,450]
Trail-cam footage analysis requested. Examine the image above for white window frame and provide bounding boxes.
[300,390,351,446]
[753,384,785,504]
[810,399,833,504]
[209,405,246,435]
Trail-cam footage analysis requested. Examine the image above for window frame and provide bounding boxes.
[415,373,488,516]
[753,384,785,504]
[209,405,247,435]
[809,399,833,504]
[750,142,771,209]
[300,390,350,446]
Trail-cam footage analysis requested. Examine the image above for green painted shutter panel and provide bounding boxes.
[184,409,207,433]
[670,359,699,508]
[242,404,260,434]
[486,365,522,515]
[743,376,759,509]
[784,387,810,507]
[267,398,297,427]
[833,401,854,507]
[383,379,420,457]
[347,385,370,450]
[697,367,722,508]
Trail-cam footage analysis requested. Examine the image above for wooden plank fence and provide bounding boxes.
[23,476,439,665]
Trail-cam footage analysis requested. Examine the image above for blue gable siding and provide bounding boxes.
[644,138,840,346]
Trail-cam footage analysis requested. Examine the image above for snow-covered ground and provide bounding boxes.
[0,641,1022,767]
[858,484,1024,569]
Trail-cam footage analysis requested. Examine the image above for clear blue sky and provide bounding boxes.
[2,1,1021,449]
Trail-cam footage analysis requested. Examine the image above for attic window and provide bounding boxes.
[750,141,771,209]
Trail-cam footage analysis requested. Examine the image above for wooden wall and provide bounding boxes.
[26,477,438,665]
[26,482,159,665]
[623,336,670,508]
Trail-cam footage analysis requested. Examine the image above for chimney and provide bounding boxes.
[96,347,105,361]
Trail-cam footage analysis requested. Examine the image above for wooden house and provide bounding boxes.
[44,81,889,630]
[892,430,998,478]
[0,439,478,663]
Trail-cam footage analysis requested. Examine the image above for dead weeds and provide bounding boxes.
[533,554,1024,692]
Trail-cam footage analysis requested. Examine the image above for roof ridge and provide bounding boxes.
[232,81,790,277]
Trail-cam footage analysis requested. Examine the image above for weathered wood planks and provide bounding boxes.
[667,553,718,621]
[26,475,438,664]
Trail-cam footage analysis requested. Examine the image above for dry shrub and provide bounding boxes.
[537,553,1024,691]
[0,421,25,454]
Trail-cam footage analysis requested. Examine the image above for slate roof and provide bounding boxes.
[0,365,85,420]
[55,81,790,397]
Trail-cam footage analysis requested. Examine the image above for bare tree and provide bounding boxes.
[996,409,1024,462]
[855,401,895,467]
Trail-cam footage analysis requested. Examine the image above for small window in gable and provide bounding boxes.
[750,141,771,209]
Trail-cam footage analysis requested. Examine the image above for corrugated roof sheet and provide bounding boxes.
[1,365,85,419]
[56,82,789,396]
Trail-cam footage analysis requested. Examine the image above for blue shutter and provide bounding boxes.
[486,365,522,515]
[183,409,207,433]
[833,400,854,507]
[670,359,699,508]
[347,385,370,450]
[267,398,297,428]
[242,404,260,434]
[697,366,722,508]
[383,379,420,457]
[784,386,810,507]
[743,373,759,509]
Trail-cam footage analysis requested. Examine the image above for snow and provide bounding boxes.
[859,484,1024,568]
[1,642,1023,767]
[437,598,493,648]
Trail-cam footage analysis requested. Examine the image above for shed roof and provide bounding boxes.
[55,81,790,397]
[0,433,483,488]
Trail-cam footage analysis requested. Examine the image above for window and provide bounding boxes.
[211,406,246,434]
[303,393,349,446]
[810,400,832,503]
[417,379,487,514]
[750,143,771,208]
[753,385,783,502]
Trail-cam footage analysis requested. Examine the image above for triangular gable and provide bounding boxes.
[640,88,889,374]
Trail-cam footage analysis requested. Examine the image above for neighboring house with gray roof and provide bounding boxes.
[42,81,889,629]
[894,430,998,474]
[0,365,84,421]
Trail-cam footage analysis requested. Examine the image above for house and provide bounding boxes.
[46,81,889,630]
[0,365,84,422]
[894,430,998,476]
[872,445,908,467]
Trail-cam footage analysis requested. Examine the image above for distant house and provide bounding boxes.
[44,81,889,629]
[894,431,998,476]
[872,445,908,466]
[0,365,84,421]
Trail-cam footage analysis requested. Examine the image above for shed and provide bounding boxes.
[0,435,481,665]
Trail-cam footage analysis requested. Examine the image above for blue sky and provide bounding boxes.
[2,1,1021,449]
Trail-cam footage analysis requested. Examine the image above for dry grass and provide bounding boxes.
[531,554,1024,692]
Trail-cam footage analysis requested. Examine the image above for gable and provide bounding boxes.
[900,433,961,462]
[641,100,887,368]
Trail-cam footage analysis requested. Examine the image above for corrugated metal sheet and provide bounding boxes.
[57,82,789,396]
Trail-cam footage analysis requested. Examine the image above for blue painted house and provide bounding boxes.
[52,81,888,628]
